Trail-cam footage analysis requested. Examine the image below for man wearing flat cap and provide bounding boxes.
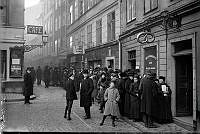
[80,69,94,119]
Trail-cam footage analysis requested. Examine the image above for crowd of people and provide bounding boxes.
[23,65,173,128]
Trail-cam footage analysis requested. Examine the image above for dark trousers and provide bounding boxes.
[143,113,153,127]
[100,101,105,111]
[45,81,49,88]
[25,96,30,103]
[64,100,73,117]
[37,79,41,85]
[84,106,91,118]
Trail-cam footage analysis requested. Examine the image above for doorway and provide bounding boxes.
[175,54,193,116]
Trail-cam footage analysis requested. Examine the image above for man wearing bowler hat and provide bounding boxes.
[80,69,94,119]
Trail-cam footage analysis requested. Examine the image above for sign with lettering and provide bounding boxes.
[27,25,43,35]
[144,46,157,74]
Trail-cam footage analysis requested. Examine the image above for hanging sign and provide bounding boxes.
[137,32,155,44]
[144,46,157,73]
[27,25,43,35]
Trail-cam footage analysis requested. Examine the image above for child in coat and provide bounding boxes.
[100,78,120,127]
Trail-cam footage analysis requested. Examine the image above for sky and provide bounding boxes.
[25,0,40,8]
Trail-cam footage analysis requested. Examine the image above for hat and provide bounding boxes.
[82,69,88,74]
[111,73,117,77]
[119,72,126,77]
[68,73,74,78]
[159,76,165,81]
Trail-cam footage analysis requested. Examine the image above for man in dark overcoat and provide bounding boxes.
[36,66,42,86]
[23,67,34,104]
[64,73,77,120]
[80,69,94,119]
[117,72,126,116]
[30,67,36,84]
[139,71,158,128]
[44,65,50,88]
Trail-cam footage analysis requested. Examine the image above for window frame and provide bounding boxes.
[127,0,136,23]
[107,11,115,42]
[87,24,92,48]
[144,0,158,14]
[96,18,102,46]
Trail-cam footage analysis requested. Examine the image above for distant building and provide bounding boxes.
[66,0,121,71]
[0,0,25,93]
[119,0,200,130]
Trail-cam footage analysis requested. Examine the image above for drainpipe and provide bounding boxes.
[118,39,122,70]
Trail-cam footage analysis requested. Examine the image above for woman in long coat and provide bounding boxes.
[100,78,120,127]
[124,71,134,118]
[23,67,33,104]
[129,75,141,121]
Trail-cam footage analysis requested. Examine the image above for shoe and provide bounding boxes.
[100,110,103,113]
[67,117,71,120]
[64,115,67,118]
[100,122,103,126]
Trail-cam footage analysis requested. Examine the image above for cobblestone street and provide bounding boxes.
[2,85,189,132]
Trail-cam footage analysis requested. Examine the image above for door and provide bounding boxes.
[176,55,193,116]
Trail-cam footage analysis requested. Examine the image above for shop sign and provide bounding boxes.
[137,32,155,44]
[144,46,157,73]
[27,25,43,35]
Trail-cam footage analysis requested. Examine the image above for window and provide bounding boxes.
[84,0,88,12]
[88,0,93,10]
[70,36,73,48]
[96,19,102,45]
[70,5,73,24]
[59,16,61,29]
[128,50,136,70]
[58,38,61,50]
[80,0,84,16]
[55,18,58,31]
[55,40,58,55]
[107,11,115,41]
[55,0,58,9]
[87,24,92,48]
[58,0,61,7]
[144,0,158,13]
[127,0,136,22]
[0,0,7,25]
[75,0,78,20]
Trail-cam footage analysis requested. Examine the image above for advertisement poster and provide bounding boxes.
[144,46,157,74]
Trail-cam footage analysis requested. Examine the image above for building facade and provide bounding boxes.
[66,0,121,70]
[120,0,200,129]
[25,0,67,69]
[0,0,25,93]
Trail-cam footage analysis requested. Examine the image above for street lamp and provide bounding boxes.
[42,31,48,46]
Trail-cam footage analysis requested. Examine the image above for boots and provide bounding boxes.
[67,109,71,120]
[112,116,116,127]
[100,115,107,126]
[64,106,68,118]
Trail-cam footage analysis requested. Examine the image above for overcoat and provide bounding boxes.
[117,78,125,115]
[124,78,133,117]
[139,76,158,116]
[65,79,77,100]
[36,68,42,80]
[44,67,50,82]
[104,87,120,117]
[23,72,33,96]
[80,77,94,107]
[91,75,98,98]
[129,81,141,119]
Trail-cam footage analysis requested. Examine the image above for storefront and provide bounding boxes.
[85,41,119,70]
[120,1,200,129]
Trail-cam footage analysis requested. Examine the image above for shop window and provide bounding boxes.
[174,39,192,54]
[1,50,7,79]
[144,0,158,14]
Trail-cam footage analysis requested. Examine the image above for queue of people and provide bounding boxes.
[23,65,173,128]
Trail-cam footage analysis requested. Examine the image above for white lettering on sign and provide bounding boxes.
[27,25,43,35]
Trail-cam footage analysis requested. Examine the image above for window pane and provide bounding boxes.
[144,0,150,13]
[151,0,158,9]
[132,0,136,19]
